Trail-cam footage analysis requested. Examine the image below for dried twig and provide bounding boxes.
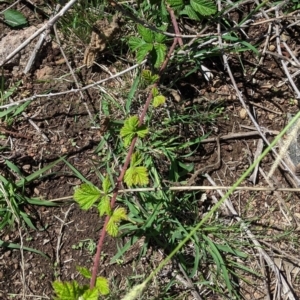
[0,61,146,109]
[55,204,74,280]
[0,0,78,67]
[248,138,263,184]
[274,8,300,99]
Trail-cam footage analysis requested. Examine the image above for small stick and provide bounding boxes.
[274,9,300,99]
[0,125,31,139]
[0,61,146,109]
[55,204,74,280]
[249,100,282,115]
[199,130,279,144]
[9,99,50,142]
[0,0,78,67]
[248,138,263,184]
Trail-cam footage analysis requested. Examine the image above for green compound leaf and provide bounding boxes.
[52,280,81,300]
[153,95,166,108]
[76,266,91,279]
[136,43,153,63]
[124,166,149,186]
[120,116,148,147]
[82,287,98,300]
[141,70,160,85]
[98,195,111,216]
[180,5,201,20]
[120,116,139,146]
[128,36,144,51]
[154,32,167,44]
[137,25,154,43]
[190,0,217,16]
[154,43,167,68]
[107,218,118,237]
[3,9,27,28]
[107,207,127,237]
[74,184,101,210]
[168,0,184,9]
[152,87,159,97]
[130,152,143,167]
[112,207,127,223]
[102,176,111,194]
[96,276,110,295]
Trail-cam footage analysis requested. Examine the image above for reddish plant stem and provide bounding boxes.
[90,9,181,290]
[167,6,183,47]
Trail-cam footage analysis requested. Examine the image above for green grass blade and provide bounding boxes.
[203,235,233,294]
[0,239,48,258]
[6,160,23,177]
[126,73,140,114]
[26,197,58,206]
[16,156,66,187]
[63,158,91,184]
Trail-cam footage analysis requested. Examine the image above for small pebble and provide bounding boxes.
[268,44,276,51]
[239,108,247,119]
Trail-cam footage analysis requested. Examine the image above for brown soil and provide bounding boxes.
[1,1,300,299]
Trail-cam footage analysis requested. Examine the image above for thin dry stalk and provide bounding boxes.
[0,61,146,109]
[267,117,300,180]
[274,8,300,99]
[55,204,74,280]
[0,0,78,67]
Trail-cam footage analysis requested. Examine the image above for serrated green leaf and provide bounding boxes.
[128,36,144,51]
[120,116,138,146]
[153,95,166,108]
[52,280,81,300]
[121,283,146,300]
[160,2,169,19]
[98,195,111,216]
[136,125,148,139]
[82,287,98,300]
[107,207,127,237]
[3,9,27,27]
[123,135,133,147]
[124,166,149,186]
[107,217,119,237]
[131,152,143,167]
[154,32,167,44]
[141,70,160,85]
[74,184,101,210]
[120,116,148,146]
[137,25,154,43]
[136,43,153,63]
[76,266,91,279]
[152,87,159,97]
[180,5,201,20]
[141,70,152,82]
[190,0,216,16]
[112,207,127,223]
[95,276,110,295]
[102,176,111,194]
[154,43,167,68]
[168,0,184,10]
[121,116,139,136]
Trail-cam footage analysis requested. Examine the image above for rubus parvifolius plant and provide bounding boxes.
[52,1,219,299]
